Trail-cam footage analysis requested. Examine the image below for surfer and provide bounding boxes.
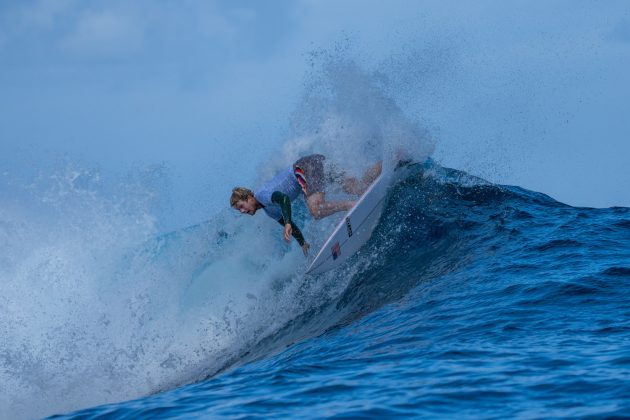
[230,154,381,256]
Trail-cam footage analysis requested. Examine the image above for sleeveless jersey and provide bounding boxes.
[254,166,302,221]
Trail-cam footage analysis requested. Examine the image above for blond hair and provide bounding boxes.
[230,187,253,207]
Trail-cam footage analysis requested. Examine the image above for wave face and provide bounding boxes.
[49,163,630,419]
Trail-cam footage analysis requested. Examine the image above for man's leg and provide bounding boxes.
[362,161,383,185]
[306,192,354,220]
[341,161,383,196]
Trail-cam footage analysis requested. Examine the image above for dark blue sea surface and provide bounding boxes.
[50,164,630,419]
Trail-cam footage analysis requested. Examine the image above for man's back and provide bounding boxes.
[254,166,301,221]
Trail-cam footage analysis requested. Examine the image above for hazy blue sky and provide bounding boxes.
[1,0,629,229]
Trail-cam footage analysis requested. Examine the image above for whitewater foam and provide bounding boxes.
[1,54,436,419]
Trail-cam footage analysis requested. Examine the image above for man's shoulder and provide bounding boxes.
[254,187,273,205]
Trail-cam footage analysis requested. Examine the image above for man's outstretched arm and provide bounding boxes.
[273,191,310,255]
[277,218,310,256]
[271,191,296,242]
[277,218,306,246]
[271,191,293,224]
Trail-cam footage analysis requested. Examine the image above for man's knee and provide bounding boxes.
[308,205,325,220]
[306,193,324,219]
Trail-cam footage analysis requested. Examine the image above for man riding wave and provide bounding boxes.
[230,154,382,256]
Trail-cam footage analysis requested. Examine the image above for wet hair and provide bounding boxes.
[230,187,253,207]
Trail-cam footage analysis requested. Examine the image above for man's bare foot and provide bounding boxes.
[361,162,382,187]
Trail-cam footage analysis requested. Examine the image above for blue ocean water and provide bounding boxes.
[47,163,630,419]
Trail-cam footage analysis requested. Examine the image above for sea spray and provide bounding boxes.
[266,55,434,182]
[1,56,436,419]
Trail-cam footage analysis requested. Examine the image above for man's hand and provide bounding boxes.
[283,223,292,242]
[301,242,310,257]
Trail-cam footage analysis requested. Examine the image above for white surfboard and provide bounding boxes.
[306,161,416,275]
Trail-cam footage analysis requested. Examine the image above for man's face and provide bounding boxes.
[233,196,257,215]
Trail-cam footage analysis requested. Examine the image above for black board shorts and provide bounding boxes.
[293,154,326,197]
